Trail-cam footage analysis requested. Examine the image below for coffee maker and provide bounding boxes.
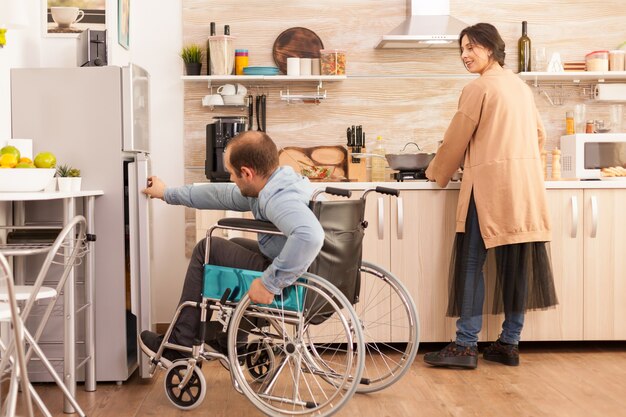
[205,116,248,181]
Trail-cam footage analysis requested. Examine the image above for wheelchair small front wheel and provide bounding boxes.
[244,339,276,382]
[163,361,206,410]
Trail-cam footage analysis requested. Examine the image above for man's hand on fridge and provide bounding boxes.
[143,176,166,200]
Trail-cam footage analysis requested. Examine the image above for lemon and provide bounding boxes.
[0,153,18,168]
[34,152,57,168]
[15,162,36,168]
[0,145,20,162]
[19,157,33,164]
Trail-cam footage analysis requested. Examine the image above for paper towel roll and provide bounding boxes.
[594,84,626,101]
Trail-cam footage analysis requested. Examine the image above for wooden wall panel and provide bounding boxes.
[182,0,626,252]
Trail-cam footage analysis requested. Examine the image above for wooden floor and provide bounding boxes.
[21,342,626,417]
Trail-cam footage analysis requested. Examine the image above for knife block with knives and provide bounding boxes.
[347,125,368,182]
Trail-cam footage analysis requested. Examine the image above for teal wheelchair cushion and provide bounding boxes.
[202,264,305,312]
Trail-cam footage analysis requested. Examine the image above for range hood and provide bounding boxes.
[376,0,468,49]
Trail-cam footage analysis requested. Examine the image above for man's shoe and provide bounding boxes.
[483,339,520,366]
[423,342,478,369]
[139,330,189,366]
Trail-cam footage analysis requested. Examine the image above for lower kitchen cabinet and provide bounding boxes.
[486,189,584,341]
[195,185,626,342]
[486,188,626,341]
[342,189,462,343]
[583,189,626,340]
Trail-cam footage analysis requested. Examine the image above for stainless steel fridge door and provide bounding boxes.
[122,64,151,153]
[128,153,152,377]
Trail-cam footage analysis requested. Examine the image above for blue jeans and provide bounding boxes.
[455,196,525,347]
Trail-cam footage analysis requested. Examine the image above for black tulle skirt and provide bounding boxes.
[446,198,559,317]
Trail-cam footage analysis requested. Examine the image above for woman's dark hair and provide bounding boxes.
[459,23,506,66]
[227,131,279,178]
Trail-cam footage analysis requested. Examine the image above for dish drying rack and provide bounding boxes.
[280,82,326,104]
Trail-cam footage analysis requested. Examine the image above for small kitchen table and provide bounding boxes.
[0,190,103,414]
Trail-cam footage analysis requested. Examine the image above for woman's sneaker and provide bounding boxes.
[483,339,520,366]
[423,342,478,369]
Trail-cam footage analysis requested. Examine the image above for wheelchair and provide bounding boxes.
[140,186,419,416]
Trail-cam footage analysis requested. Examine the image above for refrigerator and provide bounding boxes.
[10,65,153,381]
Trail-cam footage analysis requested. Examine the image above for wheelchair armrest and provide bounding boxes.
[216,218,280,233]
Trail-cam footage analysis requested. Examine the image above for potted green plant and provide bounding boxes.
[56,164,81,192]
[181,44,203,76]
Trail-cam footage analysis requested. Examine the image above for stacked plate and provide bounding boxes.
[243,66,280,76]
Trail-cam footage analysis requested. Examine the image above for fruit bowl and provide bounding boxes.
[0,169,56,192]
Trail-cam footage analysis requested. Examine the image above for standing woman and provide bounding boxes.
[424,23,557,369]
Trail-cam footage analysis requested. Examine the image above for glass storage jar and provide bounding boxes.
[586,50,609,72]
[320,49,346,75]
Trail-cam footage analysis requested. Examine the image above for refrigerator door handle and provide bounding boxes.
[128,162,141,319]
[128,155,153,378]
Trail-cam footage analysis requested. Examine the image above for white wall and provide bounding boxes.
[0,0,186,325]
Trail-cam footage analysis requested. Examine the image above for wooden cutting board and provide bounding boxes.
[272,27,324,75]
[279,146,347,181]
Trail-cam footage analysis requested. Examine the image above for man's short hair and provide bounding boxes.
[227,131,279,178]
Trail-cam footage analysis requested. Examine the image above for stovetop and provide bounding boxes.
[394,170,427,182]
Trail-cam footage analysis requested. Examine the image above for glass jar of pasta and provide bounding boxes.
[320,49,346,75]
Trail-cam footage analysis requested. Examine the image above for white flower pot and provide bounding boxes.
[70,177,82,192]
[57,177,81,192]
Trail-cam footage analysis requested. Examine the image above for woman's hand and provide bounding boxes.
[142,176,166,200]
[248,278,275,304]
[425,165,435,181]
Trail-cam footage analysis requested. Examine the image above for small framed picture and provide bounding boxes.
[118,0,129,49]
[44,0,105,37]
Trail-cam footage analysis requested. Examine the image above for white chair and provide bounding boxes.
[0,252,34,417]
[0,216,88,417]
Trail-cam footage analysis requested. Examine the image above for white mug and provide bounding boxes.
[217,84,237,95]
[202,94,224,106]
[222,94,245,105]
[51,7,85,28]
[287,57,300,76]
[236,84,247,95]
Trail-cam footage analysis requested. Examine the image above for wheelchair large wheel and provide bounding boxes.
[227,273,365,417]
[163,361,206,410]
[352,261,420,393]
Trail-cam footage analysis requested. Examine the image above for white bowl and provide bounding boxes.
[222,94,246,105]
[0,168,56,192]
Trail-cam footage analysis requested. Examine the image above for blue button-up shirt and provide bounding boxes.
[164,166,325,294]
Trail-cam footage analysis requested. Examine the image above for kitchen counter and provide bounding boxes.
[311,179,626,190]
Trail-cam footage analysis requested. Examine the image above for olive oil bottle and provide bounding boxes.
[518,21,531,73]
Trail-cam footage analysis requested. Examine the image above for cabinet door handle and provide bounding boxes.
[396,197,404,240]
[570,195,578,238]
[377,197,384,240]
[590,195,598,238]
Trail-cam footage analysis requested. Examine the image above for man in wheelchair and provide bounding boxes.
[140,131,325,363]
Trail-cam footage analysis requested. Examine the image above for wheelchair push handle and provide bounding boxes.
[375,186,400,197]
[324,187,352,198]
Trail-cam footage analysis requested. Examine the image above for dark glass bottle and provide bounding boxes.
[518,21,531,73]
[224,25,230,36]
[207,22,215,75]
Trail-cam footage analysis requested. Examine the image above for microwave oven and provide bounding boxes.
[560,133,626,179]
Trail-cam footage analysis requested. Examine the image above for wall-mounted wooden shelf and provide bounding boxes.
[519,71,626,83]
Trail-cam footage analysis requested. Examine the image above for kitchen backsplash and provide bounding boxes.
[181,0,626,253]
